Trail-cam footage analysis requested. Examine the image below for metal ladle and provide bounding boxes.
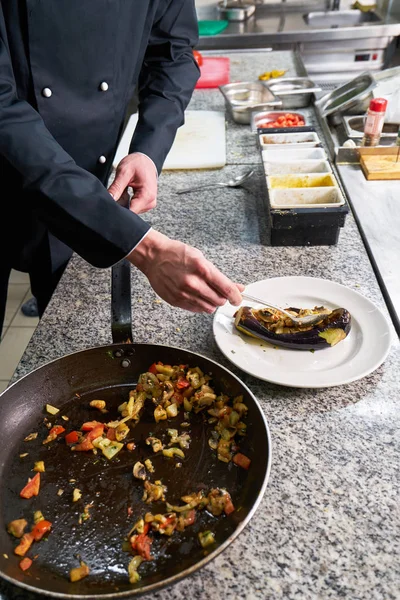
[241,292,330,327]
[176,169,255,195]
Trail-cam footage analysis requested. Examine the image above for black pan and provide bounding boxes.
[0,254,271,598]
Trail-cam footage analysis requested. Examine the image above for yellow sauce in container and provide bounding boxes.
[268,174,336,189]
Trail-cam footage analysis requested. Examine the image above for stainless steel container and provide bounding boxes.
[217,0,256,22]
[251,110,307,133]
[219,81,281,124]
[264,77,322,109]
[314,72,376,121]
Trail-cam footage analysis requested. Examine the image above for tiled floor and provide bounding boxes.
[0,270,39,392]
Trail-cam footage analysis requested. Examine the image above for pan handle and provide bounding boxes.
[111,193,133,344]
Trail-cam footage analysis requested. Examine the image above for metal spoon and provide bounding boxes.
[176,169,255,195]
[241,292,329,327]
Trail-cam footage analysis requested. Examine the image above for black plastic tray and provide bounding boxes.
[257,126,349,247]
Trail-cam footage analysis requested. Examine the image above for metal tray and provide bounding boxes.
[342,115,400,139]
[264,77,321,109]
[315,72,376,119]
[251,110,306,133]
[219,81,281,124]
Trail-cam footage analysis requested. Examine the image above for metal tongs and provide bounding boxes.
[241,292,328,327]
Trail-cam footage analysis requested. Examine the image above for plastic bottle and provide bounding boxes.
[361,98,388,147]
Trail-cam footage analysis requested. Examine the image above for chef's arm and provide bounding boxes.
[129,0,200,173]
[0,8,149,268]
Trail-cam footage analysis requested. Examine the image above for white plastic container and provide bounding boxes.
[259,131,321,148]
[269,187,345,209]
[262,147,327,161]
[266,173,338,190]
[263,160,332,175]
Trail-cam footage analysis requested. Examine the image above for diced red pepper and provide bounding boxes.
[131,533,153,561]
[86,424,104,441]
[106,427,116,441]
[14,533,34,556]
[159,515,176,530]
[175,376,190,390]
[81,421,103,431]
[31,519,52,541]
[72,437,94,452]
[181,509,196,527]
[65,430,79,445]
[19,557,33,571]
[224,496,235,515]
[20,473,40,499]
[148,363,158,375]
[50,425,65,436]
[233,453,251,470]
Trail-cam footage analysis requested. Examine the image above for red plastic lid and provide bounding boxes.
[369,97,388,112]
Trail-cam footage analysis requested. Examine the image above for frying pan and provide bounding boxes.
[0,251,271,598]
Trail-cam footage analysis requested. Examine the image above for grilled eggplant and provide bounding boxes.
[234,306,351,350]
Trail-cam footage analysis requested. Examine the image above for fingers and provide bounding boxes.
[108,163,132,201]
[130,189,157,215]
[205,263,244,306]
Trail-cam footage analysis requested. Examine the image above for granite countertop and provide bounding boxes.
[1,51,399,600]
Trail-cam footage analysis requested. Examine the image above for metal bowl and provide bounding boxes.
[217,0,256,22]
[219,81,282,124]
[264,77,321,109]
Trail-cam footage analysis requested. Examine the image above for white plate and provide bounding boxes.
[213,277,393,388]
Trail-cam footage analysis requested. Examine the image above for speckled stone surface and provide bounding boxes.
[1,51,399,600]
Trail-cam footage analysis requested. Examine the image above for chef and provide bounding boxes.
[0,0,243,334]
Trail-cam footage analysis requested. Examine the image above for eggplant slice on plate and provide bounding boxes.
[234,306,351,350]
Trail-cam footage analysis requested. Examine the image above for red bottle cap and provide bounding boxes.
[369,98,388,112]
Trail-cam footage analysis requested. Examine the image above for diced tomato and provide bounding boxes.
[49,425,65,436]
[159,515,176,530]
[14,533,34,556]
[233,453,251,470]
[106,427,116,441]
[126,442,135,451]
[86,424,104,441]
[81,421,103,431]
[65,431,79,444]
[142,523,150,535]
[72,437,94,452]
[147,363,158,375]
[175,376,190,390]
[131,533,153,561]
[224,496,235,515]
[20,473,40,499]
[193,50,203,67]
[31,520,52,542]
[19,557,33,571]
[179,509,196,528]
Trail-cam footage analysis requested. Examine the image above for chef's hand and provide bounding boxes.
[127,230,244,314]
[108,153,158,214]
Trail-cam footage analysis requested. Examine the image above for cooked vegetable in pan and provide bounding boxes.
[6,362,251,584]
[235,305,351,350]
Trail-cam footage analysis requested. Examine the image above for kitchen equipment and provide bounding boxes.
[176,169,254,194]
[219,81,281,124]
[0,239,271,597]
[217,0,255,22]
[251,110,306,133]
[256,126,348,246]
[113,111,226,170]
[264,77,321,109]
[314,72,376,122]
[241,292,332,327]
[195,56,230,89]
[342,115,399,139]
[213,276,392,388]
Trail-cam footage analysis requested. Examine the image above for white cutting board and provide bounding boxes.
[113,110,226,170]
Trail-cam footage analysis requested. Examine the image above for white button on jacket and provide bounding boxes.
[99,82,109,91]
[98,155,107,164]
[42,87,52,98]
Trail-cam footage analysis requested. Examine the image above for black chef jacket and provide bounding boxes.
[0,0,200,270]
